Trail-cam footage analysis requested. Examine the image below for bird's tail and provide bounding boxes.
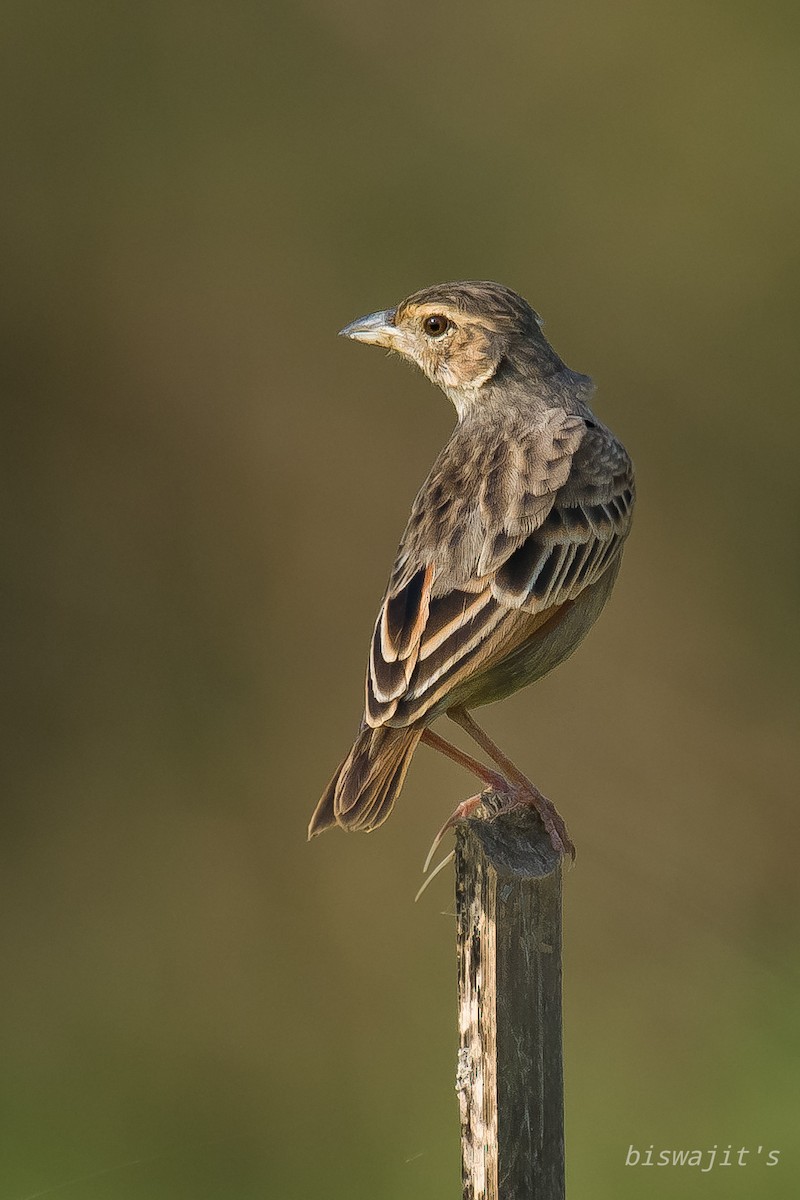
[308,723,423,838]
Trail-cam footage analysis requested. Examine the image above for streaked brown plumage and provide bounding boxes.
[309,281,634,854]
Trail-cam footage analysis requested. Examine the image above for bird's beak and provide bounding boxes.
[338,308,398,348]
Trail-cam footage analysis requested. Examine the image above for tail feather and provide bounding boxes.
[308,724,422,838]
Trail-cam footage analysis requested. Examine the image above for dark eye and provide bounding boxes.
[423,314,450,337]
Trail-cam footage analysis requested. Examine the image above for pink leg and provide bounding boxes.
[419,727,512,873]
[420,728,507,792]
[447,707,575,859]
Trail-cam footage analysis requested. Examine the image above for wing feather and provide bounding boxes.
[365,411,634,728]
[379,563,432,662]
[418,589,494,660]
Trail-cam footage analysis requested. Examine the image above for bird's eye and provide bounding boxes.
[422,314,450,338]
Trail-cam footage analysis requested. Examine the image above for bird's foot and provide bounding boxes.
[502,781,576,861]
[422,779,574,878]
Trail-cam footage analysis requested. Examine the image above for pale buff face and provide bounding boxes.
[339,300,507,409]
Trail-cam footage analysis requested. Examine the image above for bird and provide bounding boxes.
[308,281,634,859]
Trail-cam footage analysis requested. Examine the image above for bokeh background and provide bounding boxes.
[3,2,799,1197]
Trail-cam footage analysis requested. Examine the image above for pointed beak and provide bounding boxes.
[338,308,398,347]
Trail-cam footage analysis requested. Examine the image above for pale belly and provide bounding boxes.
[428,559,621,718]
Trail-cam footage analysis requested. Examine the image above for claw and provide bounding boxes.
[414,850,455,902]
[527,787,576,860]
[422,791,488,874]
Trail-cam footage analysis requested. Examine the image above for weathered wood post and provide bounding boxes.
[454,802,564,1200]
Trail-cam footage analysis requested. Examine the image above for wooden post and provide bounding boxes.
[455,802,565,1200]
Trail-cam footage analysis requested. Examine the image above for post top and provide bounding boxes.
[459,803,562,879]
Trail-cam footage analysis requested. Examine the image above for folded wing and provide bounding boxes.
[366,410,634,728]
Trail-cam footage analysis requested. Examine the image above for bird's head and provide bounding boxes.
[339,281,560,416]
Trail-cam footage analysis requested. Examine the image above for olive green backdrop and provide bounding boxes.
[2,2,798,1197]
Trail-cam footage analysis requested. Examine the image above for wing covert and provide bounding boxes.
[366,411,634,727]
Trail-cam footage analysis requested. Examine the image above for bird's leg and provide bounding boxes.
[420,728,507,793]
[419,728,511,873]
[447,707,575,859]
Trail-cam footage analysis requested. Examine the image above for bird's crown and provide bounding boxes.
[395,281,541,333]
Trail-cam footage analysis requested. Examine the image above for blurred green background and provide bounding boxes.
[2,2,799,1197]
